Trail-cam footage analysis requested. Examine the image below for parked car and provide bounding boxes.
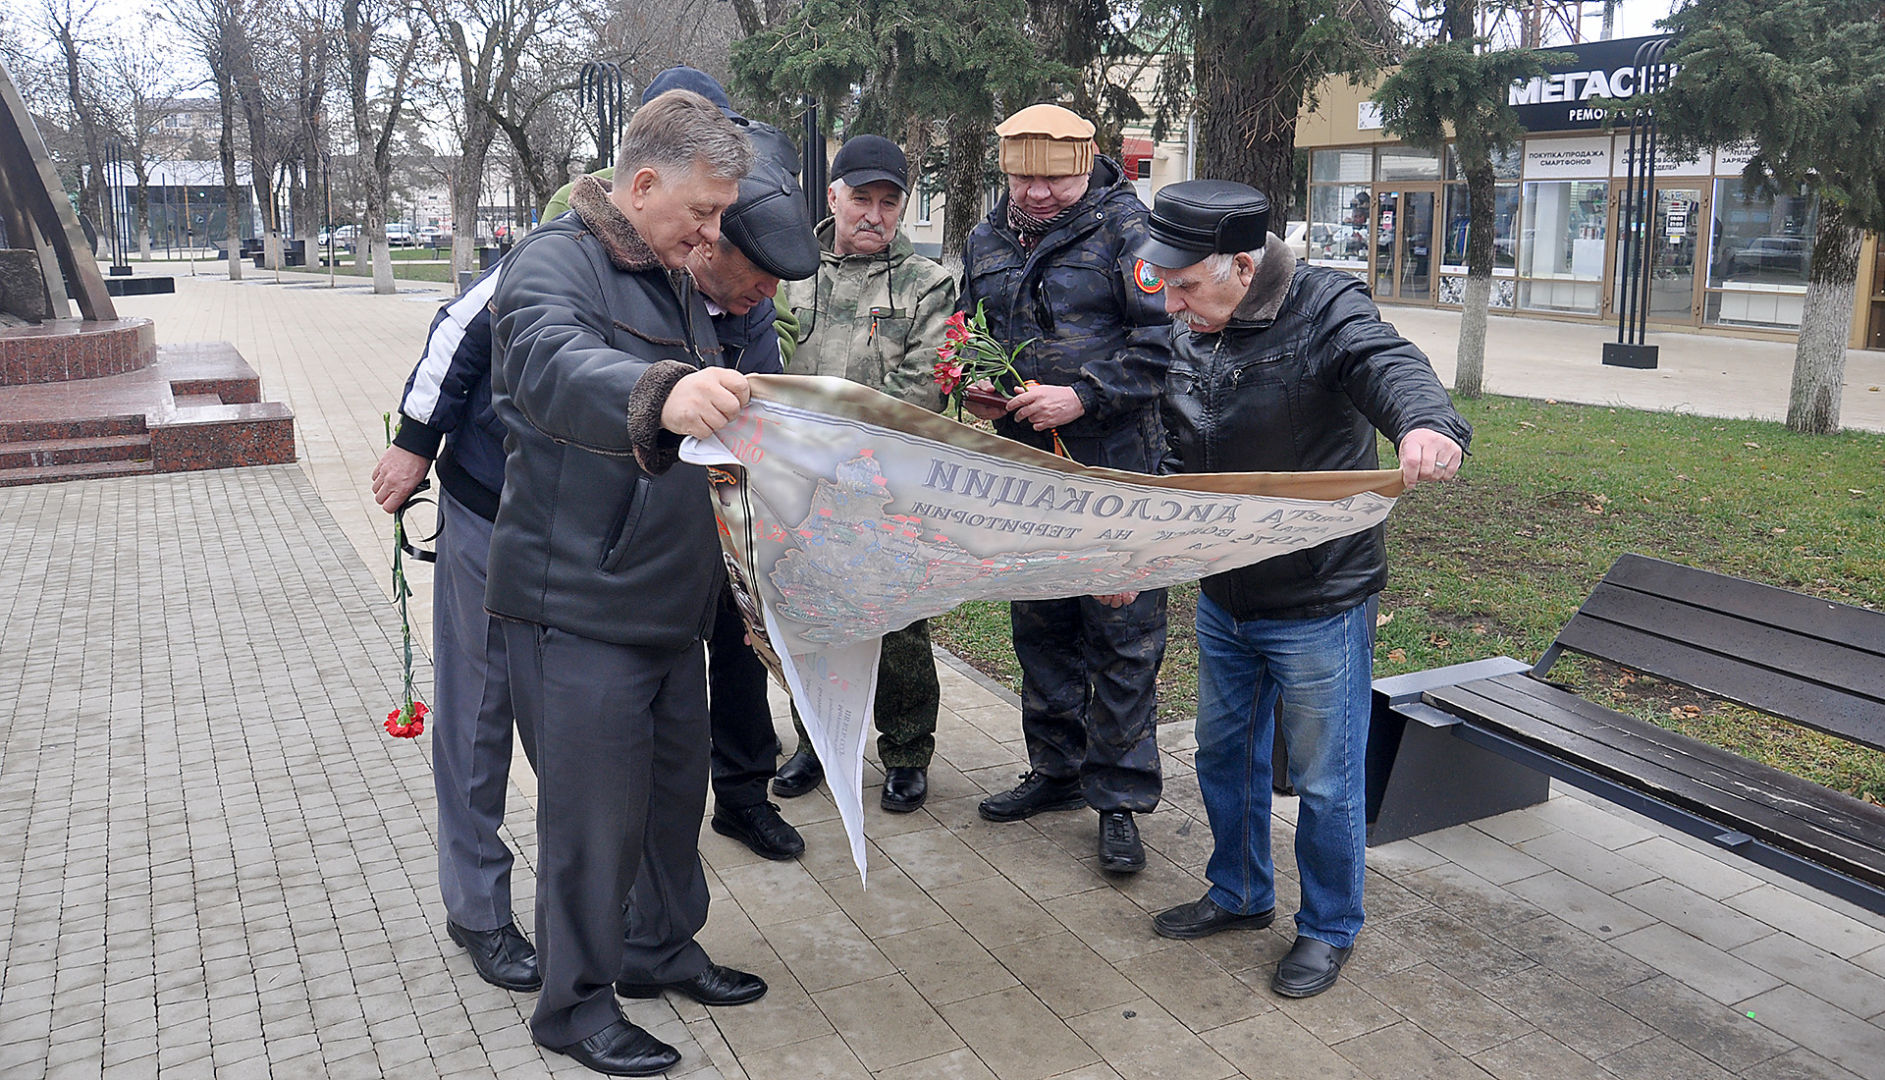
[1727,236,1809,277]
[1283,220,1308,260]
[317,224,357,250]
[418,225,449,248]
[384,222,417,247]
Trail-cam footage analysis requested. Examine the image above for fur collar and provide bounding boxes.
[1227,233,1299,327]
[569,175,662,272]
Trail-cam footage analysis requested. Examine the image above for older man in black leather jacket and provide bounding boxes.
[1137,179,1470,1001]
[487,90,765,1076]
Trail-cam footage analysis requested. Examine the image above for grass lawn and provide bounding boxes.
[310,259,456,283]
[932,394,1885,804]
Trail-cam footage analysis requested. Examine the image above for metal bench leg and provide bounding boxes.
[1366,702,1550,846]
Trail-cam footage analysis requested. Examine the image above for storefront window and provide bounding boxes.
[1308,183,1371,269]
[1311,149,1372,183]
[1704,179,1817,330]
[1444,145,1521,181]
[1441,183,1519,272]
[1377,146,1442,181]
[1516,180,1609,314]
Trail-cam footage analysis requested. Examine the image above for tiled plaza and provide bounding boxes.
[1,268,1882,1079]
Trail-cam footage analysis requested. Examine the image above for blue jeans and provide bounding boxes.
[1193,593,1374,948]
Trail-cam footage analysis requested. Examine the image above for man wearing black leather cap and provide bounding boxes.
[1136,178,1470,999]
[685,160,824,859]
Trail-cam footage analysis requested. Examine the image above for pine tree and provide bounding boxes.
[1652,0,1885,434]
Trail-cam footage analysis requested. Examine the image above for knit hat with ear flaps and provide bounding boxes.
[996,104,1096,177]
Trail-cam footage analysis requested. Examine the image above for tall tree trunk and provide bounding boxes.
[1193,12,1301,205]
[217,69,243,281]
[134,167,152,260]
[53,21,106,231]
[451,137,491,278]
[941,114,989,269]
[1455,153,1495,397]
[1787,207,1860,435]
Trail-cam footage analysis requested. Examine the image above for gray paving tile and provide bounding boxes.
[1470,1030,1610,1080]
[1358,961,1534,1055]
[1604,975,1798,1072]
[877,922,1019,1006]
[1730,931,1885,1020]
[1745,1047,1868,1080]
[1331,1020,1495,1080]
[1733,984,1885,1080]
[1614,878,1777,950]
[1200,1009,1370,1080]
[763,910,896,994]
[1485,966,1655,1058]
[1113,944,1266,1033]
[1514,830,1660,894]
[1505,870,1660,940]
[1414,824,1552,885]
[1610,924,1786,1005]
[1596,1034,1740,1080]
[1490,915,1658,996]
[1613,836,1763,900]
[937,987,1100,1080]
[810,973,962,1071]
[989,932,1141,1020]
[1724,885,1885,960]
[1065,998,1237,1080]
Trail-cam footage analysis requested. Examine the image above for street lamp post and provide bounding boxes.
[579,61,624,173]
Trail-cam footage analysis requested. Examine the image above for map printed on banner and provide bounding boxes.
[682,375,1406,882]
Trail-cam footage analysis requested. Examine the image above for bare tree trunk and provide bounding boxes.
[1787,208,1860,435]
[1454,155,1496,397]
[941,113,989,268]
[218,70,244,281]
[134,169,152,260]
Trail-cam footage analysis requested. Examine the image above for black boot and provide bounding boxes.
[881,766,928,813]
[711,801,805,860]
[978,770,1085,822]
[1097,810,1144,873]
[772,748,824,798]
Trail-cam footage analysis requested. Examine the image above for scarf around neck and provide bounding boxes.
[1007,199,1083,252]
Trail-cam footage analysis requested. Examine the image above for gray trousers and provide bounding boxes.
[504,619,712,1049]
[433,490,532,931]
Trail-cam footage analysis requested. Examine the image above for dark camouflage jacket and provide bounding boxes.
[959,156,1173,471]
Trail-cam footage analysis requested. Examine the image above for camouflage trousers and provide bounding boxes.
[792,619,939,769]
[1011,590,1167,813]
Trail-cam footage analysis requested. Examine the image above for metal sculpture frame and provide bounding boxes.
[0,59,116,321]
[1605,36,1674,370]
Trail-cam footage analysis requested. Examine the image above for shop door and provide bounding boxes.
[1373,189,1438,303]
[1611,183,1707,325]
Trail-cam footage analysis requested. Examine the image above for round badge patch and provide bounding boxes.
[1133,259,1164,294]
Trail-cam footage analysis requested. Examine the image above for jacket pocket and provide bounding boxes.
[599,476,652,573]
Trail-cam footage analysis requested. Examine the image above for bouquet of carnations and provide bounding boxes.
[932,301,1031,419]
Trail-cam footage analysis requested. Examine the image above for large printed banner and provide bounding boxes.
[682,375,1405,881]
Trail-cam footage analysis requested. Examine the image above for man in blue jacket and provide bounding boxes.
[369,147,818,1034]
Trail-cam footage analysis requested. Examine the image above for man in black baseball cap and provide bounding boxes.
[770,132,953,816]
[1135,178,1470,1001]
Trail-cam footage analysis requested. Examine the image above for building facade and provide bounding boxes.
[1297,35,1884,349]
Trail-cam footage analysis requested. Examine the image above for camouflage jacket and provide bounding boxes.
[781,220,953,411]
[959,156,1173,470]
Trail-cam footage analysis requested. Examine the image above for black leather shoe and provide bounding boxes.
[711,801,805,860]
[772,749,824,798]
[544,1018,680,1077]
[978,770,1085,822]
[1153,895,1276,940]
[1097,810,1145,873]
[446,919,541,992]
[881,766,928,813]
[1271,936,1353,998]
[617,963,767,1006]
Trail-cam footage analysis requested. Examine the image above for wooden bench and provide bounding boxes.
[1366,553,1885,915]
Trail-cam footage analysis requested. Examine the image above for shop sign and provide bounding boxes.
[1714,142,1758,175]
[1612,137,1709,177]
[1523,135,1611,179]
[1508,35,1675,132]
[1357,102,1383,131]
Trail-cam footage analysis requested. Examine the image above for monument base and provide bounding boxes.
[0,332,294,485]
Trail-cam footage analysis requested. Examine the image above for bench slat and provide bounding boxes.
[1425,678,1885,890]
[1576,585,1885,704]
[1468,673,1885,851]
[1605,555,1885,654]
[1554,607,1885,752]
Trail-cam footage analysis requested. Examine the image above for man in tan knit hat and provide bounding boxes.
[959,102,1175,873]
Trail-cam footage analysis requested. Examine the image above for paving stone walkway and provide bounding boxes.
[1,270,1882,1079]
